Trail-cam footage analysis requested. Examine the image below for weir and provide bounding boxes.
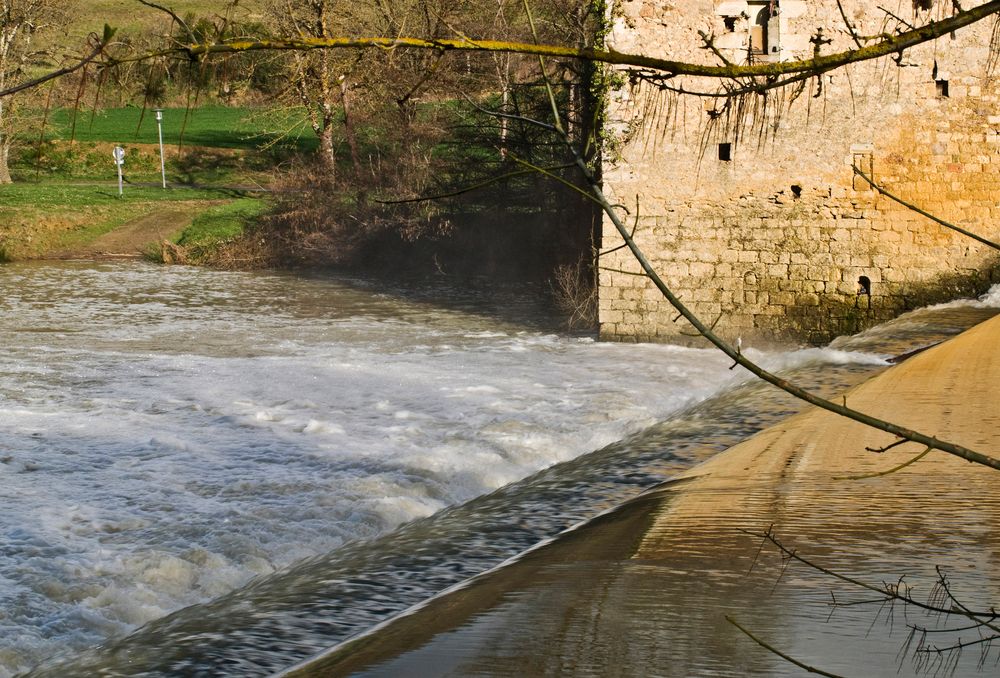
[274,292,1000,677]
[16,261,999,676]
[598,0,1000,344]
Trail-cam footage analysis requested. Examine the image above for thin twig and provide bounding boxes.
[865,438,909,454]
[837,0,866,48]
[726,616,848,677]
[833,446,931,481]
[375,164,575,204]
[598,266,648,277]
[746,529,998,618]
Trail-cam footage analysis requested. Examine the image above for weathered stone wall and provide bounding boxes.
[600,0,1000,345]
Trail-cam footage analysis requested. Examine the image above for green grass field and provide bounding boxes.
[0,183,261,261]
[13,105,316,185]
[64,1,267,42]
[43,106,316,151]
[175,196,268,249]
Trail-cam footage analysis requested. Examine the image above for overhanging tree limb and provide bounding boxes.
[447,1,1000,473]
[5,0,1000,101]
[174,0,1000,79]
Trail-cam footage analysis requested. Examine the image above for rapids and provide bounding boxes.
[2,261,996,676]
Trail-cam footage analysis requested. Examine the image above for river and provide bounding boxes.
[1,261,997,676]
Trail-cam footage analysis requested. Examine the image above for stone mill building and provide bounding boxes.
[598,0,1000,344]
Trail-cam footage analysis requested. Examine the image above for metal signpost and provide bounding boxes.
[154,109,166,189]
[113,146,125,196]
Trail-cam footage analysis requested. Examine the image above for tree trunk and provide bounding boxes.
[317,123,337,178]
[0,137,12,185]
[338,77,364,182]
[0,91,10,184]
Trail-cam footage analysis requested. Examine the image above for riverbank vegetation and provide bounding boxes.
[1,0,601,328]
[0,184,241,260]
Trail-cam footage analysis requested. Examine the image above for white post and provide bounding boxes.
[154,109,166,189]
[113,145,125,196]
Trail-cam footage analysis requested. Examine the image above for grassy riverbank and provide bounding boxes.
[40,106,314,151]
[4,105,284,261]
[0,184,266,261]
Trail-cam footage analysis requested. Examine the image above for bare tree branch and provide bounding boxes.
[170,0,1000,80]
[749,529,1000,620]
[853,165,1000,252]
[726,615,847,677]
[135,0,197,43]
[0,38,106,99]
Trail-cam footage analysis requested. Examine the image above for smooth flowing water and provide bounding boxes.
[2,261,997,677]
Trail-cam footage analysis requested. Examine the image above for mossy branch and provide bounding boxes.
[174,0,1000,79]
[5,1,1000,100]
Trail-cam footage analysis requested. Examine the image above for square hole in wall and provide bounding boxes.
[936,79,950,97]
[718,143,732,161]
[723,16,738,32]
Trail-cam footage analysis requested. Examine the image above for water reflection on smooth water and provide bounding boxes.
[321,467,1000,678]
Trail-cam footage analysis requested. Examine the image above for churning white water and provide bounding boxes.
[0,262,759,674]
[0,261,992,676]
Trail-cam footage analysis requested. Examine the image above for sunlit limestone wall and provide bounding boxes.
[599,0,1000,344]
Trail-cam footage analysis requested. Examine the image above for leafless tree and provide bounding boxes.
[0,0,71,183]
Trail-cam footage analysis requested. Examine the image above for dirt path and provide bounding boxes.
[49,206,203,260]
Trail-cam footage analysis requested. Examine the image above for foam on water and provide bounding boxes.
[979,281,1000,306]
[910,281,1000,311]
[0,262,792,676]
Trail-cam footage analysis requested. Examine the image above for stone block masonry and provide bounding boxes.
[599,0,1000,345]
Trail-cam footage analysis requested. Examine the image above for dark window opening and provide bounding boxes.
[723,16,738,32]
[718,143,732,161]
[791,184,802,198]
[858,276,872,295]
[936,79,950,97]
